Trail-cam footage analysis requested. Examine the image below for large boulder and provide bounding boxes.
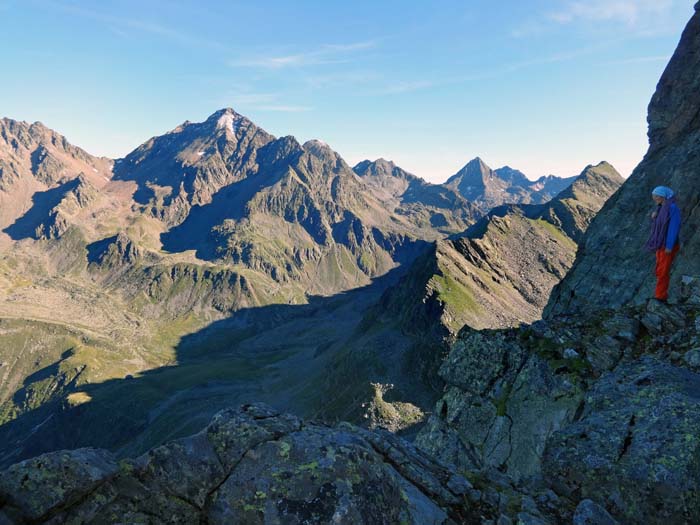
[0,403,496,524]
[0,448,118,522]
[543,357,700,524]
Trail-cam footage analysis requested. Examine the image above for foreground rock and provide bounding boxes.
[417,297,700,524]
[543,357,700,524]
[0,403,501,524]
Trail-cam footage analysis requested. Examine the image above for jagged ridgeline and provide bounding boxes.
[6,1,699,517]
[0,83,608,469]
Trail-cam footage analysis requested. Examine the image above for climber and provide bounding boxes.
[645,186,681,302]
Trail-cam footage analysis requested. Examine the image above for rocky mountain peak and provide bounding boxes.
[452,156,493,182]
[353,158,413,182]
[206,107,249,135]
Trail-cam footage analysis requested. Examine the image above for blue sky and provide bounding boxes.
[0,1,695,182]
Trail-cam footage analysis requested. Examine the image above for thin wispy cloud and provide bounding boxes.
[304,70,380,89]
[371,45,603,97]
[39,0,227,50]
[605,55,671,65]
[548,0,674,27]
[512,0,680,38]
[377,80,437,95]
[253,105,312,112]
[230,41,376,70]
[219,91,312,113]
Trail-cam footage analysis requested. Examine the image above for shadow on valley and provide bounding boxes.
[3,178,79,240]
[0,261,446,468]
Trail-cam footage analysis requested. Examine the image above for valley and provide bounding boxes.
[0,107,609,467]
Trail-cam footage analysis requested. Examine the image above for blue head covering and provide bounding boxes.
[645,186,677,251]
[652,186,674,199]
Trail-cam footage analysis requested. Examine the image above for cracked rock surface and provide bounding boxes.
[543,357,700,524]
[418,299,700,524]
[0,403,496,524]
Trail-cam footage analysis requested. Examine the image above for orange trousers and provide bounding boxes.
[655,244,679,300]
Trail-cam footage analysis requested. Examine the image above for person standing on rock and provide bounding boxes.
[645,186,681,302]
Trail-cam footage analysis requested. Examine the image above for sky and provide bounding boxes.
[0,0,696,183]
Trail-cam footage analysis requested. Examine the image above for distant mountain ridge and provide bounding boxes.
[378,161,623,333]
[0,109,484,463]
[445,156,577,212]
[353,158,477,234]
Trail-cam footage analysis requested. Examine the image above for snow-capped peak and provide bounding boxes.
[216,112,240,133]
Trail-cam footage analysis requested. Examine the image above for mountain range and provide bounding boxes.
[445,157,577,213]
[0,102,623,472]
[3,3,700,522]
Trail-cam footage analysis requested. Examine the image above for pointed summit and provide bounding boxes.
[444,157,497,204]
[445,156,578,212]
[202,107,253,136]
[457,157,493,179]
[113,108,276,213]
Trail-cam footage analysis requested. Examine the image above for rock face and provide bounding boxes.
[445,157,576,213]
[418,295,700,523]
[546,2,700,314]
[0,403,496,524]
[543,357,700,524]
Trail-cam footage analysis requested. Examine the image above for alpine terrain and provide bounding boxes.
[3,2,700,523]
[0,102,590,467]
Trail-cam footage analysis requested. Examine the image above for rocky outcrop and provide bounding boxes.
[417,293,700,523]
[543,356,700,525]
[546,3,700,314]
[0,403,499,524]
[34,175,99,240]
[88,231,141,272]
